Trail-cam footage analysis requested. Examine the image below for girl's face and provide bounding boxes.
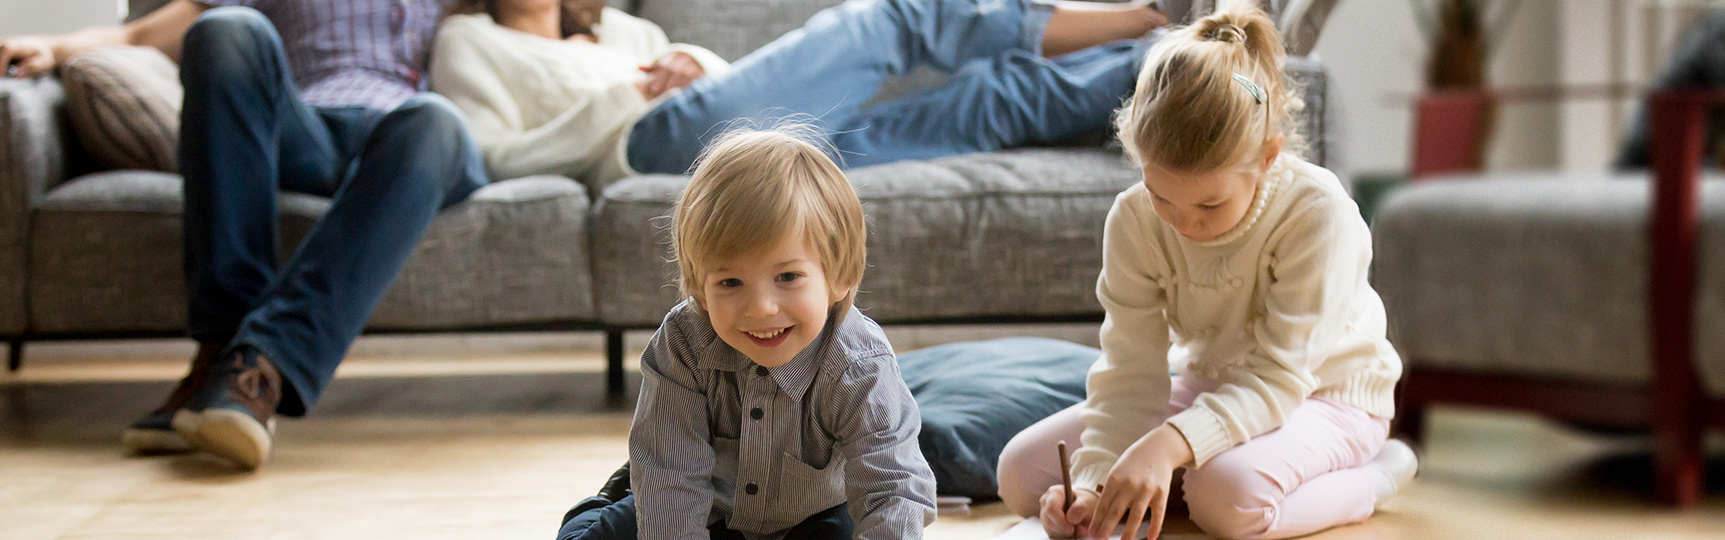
[1142,138,1282,242]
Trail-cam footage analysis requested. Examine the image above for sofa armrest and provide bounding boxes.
[0,76,71,335]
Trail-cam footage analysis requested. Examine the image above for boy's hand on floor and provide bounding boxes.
[1039,485,1099,539]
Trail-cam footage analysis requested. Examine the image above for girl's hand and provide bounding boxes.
[1038,485,1099,539]
[1088,425,1193,540]
[636,51,704,99]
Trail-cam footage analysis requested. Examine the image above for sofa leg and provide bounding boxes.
[6,340,19,372]
[1653,405,1704,507]
[606,329,625,396]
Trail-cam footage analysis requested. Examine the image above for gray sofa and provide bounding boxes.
[0,0,1336,395]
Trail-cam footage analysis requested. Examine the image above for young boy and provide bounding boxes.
[556,127,938,540]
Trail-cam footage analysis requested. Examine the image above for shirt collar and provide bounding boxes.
[695,309,845,402]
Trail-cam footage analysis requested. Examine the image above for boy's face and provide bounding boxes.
[702,235,844,369]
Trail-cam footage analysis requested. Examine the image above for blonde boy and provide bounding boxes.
[555,128,937,540]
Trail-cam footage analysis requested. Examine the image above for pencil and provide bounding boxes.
[1058,440,1075,511]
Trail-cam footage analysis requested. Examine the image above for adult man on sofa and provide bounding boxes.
[0,0,488,469]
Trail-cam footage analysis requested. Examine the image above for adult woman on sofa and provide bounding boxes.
[430,0,1169,186]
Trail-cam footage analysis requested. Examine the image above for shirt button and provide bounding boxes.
[745,483,759,495]
[755,366,769,377]
[750,407,763,420]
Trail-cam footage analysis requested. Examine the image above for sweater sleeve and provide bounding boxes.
[1163,196,1367,466]
[604,8,734,79]
[1069,193,1174,493]
[429,18,650,181]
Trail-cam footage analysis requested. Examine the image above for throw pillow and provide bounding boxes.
[898,337,1100,499]
[60,46,182,172]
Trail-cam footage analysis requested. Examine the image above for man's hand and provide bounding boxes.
[635,51,703,100]
[1085,425,1192,540]
[0,36,57,78]
[1040,485,1101,539]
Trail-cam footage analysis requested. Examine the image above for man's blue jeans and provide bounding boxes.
[626,0,1150,173]
[178,8,488,415]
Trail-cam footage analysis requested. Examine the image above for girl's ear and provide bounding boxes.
[1259,134,1285,172]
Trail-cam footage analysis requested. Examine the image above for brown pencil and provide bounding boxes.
[1058,440,1075,511]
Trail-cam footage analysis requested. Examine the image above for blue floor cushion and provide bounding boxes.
[897,337,1100,499]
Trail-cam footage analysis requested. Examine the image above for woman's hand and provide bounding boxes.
[1087,425,1192,540]
[0,36,56,78]
[636,51,703,100]
[1039,485,1100,539]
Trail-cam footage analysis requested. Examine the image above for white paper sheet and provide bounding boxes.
[988,517,1149,540]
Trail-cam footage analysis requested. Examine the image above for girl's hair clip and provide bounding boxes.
[1232,73,1265,104]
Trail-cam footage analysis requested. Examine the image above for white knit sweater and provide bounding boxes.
[429,10,730,186]
[1069,154,1403,492]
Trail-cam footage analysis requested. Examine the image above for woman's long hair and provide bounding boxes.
[448,0,607,39]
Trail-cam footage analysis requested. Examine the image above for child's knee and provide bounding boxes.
[1182,461,1278,540]
[995,432,1051,517]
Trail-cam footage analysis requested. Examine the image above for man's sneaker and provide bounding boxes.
[173,348,282,470]
[121,342,223,455]
[597,462,631,502]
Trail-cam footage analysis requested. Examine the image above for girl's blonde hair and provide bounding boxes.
[1116,2,1301,173]
[672,126,866,322]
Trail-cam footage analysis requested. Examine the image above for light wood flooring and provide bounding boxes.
[3,330,1723,540]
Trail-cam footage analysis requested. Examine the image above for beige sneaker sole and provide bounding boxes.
[197,409,274,470]
[120,427,195,455]
[173,408,275,470]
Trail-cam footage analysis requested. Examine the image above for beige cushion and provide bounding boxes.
[59,46,181,172]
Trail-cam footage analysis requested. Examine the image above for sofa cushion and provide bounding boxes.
[592,148,1140,327]
[368,176,597,329]
[28,172,596,334]
[59,46,181,173]
[1372,173,1725,397]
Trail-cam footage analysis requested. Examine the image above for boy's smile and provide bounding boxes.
[703,235,845,368]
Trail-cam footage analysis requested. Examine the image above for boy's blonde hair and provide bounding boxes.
[672,126,867,321]
[1116,2,1301,173]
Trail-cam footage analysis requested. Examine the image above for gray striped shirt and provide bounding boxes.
[629,301,936,540]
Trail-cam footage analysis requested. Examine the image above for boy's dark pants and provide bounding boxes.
[557,495,852,540]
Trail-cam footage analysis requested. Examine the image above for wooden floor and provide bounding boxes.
[3,332,1724,540]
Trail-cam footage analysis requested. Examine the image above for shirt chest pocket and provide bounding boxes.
[776,451,846,519]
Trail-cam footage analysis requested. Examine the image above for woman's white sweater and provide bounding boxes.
[430,10,730,186]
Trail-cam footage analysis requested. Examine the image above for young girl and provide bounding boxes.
[995,4,1417,540]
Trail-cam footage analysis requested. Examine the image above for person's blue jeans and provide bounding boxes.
[178,8,488,415]
[626,0,1150,173]
[556,495,852,540]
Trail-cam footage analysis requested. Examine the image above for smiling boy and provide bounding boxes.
[554,127,937,540]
